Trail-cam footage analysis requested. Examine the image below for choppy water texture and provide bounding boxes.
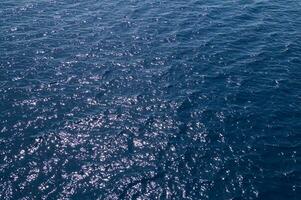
[1,0,301,199]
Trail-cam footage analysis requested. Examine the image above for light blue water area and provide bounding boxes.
[0,0,301,199]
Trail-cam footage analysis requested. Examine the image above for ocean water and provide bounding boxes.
[0,0,301,199]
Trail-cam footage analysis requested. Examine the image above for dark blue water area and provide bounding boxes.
[0,0,301,199]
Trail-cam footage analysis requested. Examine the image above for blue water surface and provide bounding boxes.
[0,0,301,199]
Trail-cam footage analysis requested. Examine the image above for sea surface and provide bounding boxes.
[0,0,301,199]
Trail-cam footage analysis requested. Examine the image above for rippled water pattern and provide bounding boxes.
[1,0,301,199]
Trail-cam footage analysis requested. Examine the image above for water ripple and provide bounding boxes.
[1,0,301,199]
